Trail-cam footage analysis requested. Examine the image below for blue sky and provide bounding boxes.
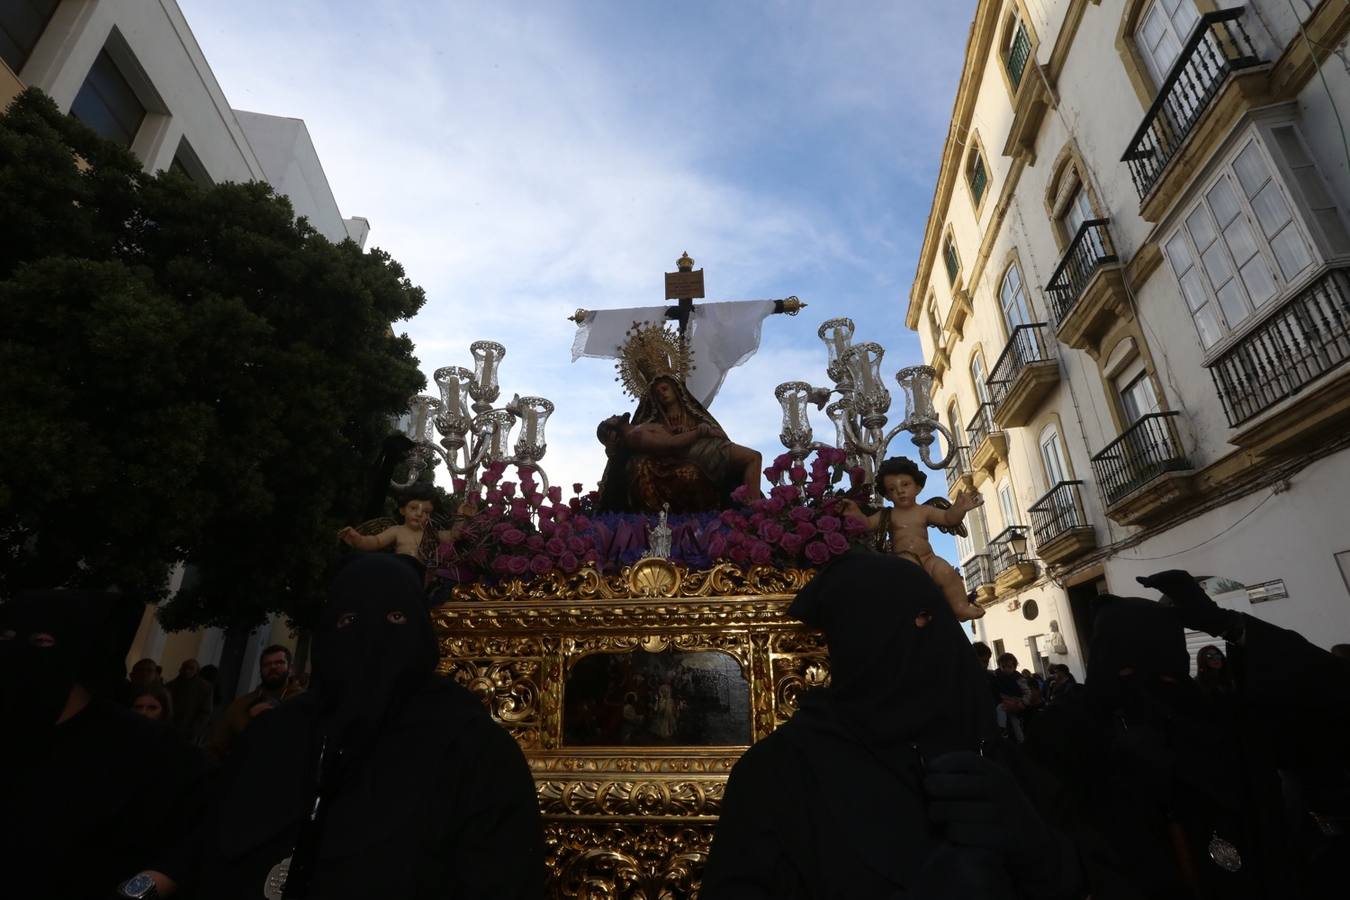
[180,0,978,562]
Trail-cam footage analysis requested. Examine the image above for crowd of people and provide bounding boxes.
[2,549,1347,899]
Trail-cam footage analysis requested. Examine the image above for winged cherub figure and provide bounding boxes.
[843,456,986,622]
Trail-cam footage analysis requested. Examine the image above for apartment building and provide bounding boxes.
[908,0,1350,677]
[2,0,370,689]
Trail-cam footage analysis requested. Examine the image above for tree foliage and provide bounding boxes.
[0,89,426,629]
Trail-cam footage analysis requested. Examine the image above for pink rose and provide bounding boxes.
[501,482,517,499]
[511,501,531,521]
[789,465,808,484]
[843,515,869,535]
[795,521,817,540]
[539,506,555,522]
[805,541,831,565]
[848,466,865,482]
[500,528,526,546]
[526,534,545,551]
[568,536,587,554]
[780,532,804,554]
[558,552,580,573]
[548,485,563,504]
[763,466,783,483]
[556,507,571,522]
[485,488,504,504]
[750,541,773,565]
[758,521,785,543]
[546,538,566,556]
[481,470,501,487]
[452,478,466,492]
[805,481,829,499]
[824,531,849,554]
[530,555,553,576]
[789,506,813,522]
[492,556,513,574]
[773,452,795,469]
[817,515,841,533]
[506,555,530,576]
[729,544,750,564]
[574,515,591,529]
[730,484,751,503]
[771,484,798,502]
[763,497,787,514]
[540,521,557,536]
[572,482,584,494]
[527,491,544,508]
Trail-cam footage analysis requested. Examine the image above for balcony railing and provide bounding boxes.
[1028,481,1088,546]
[944,445,973,494]
[1090,411,1190,507]
[987,323,1052,408]
[1121,8,1262,200]
[1209,267,1350,427]
[989,526,1031,577]
[966,402,996,451]
[944,241,961,285]
[962,553,995,594]
[1046,219,1118,324]
[1005,21,1031,90]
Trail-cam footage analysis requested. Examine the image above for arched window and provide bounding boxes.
[971,350,990,405]
[998,263,1035,335]
[1135,0,1200,90]
[967,146,989,207]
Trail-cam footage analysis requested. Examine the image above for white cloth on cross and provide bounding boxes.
[570,299,778,408]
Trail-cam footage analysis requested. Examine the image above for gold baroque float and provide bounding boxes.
[433,560,828,897]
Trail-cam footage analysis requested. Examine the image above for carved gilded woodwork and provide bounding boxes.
[433,560,824,897]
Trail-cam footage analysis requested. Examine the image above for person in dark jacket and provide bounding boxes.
[1025,569,1350,899]
[0,590,207,899]
[701,550,1082,899]
[196,553,545,899]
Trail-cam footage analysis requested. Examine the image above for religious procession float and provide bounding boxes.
[362,255,967,897]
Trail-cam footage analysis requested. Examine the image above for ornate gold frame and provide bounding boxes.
[433,559,826,898]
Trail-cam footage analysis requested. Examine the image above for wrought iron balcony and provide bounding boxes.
[990,526,1037,593]
[1209,267,1350,427]
[1005,20,1031,90]
[1090,412,1191,509]
[1046,219,1118,326]
[1028,481,1097,565]
[1122,8,1261,201]
[966,403,995,452]
[944,445,974,495]
[987,323,1057,427]
[962,553,995,596]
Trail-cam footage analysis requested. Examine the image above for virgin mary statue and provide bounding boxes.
[595,324,761,514]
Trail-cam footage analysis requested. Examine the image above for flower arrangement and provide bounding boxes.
[705,449,872,568]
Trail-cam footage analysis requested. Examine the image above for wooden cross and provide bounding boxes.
[664,251,705,336]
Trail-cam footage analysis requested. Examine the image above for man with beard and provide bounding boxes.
[196,553,544,899]
[0,590,207,898]
[1024,570,1350,899]
[206,643,303,761]
[701,551,1082,898]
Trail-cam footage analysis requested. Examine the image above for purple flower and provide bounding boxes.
[530,555,553,576]
[527,491,544,508]
[572,482,584,494]
[817,515,841,533]
[773,452,795,469]
[824,531,849,554]
[771,484,798,502]
[558,552,580,573]
[780,532,804,554]
[730,484,751,503]
[526,534,545,552]
[492,556,513,574]
[805,481,829,500]
[539,506,555,522]
[511,501,531,521]
[763,466,784,483]
[843,515,870,535]
[847,466,866,482]
[501,482,517,499]
[750,541,773,566]
[540,520,557,536]
[758,521,786,543]
[729,545,750,564]
[795,521,817,540]
[789,465,808,484]
[481,470,501,487]
[452,478,466,492]
[501,528,526,546]
[548,485,563,504]
[485,488,504,504]
[805,540,831,565]
[506,555,530,576]
[568,536,587,554]
[789,506,813,522]
[763,497,787,514]
[546,538,566,556]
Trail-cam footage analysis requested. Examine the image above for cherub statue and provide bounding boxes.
[843,456,986,622]
[336,482,477,574]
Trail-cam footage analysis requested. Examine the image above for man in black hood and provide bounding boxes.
[0,589,206,898]
[197,553,544,899]
[701,551,1081,898]
[1025,570,1350,899]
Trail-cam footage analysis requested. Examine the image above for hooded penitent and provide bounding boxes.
[788,549,997,764]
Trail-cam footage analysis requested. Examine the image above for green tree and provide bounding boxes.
[0,89,426,629]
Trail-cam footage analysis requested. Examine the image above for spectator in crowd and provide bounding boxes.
[1025,570,1350,898]
[130,683,173,723]
[166,657,214,744]
[130,657,160,687]
[1194,643,1236,701]
[971,640,992,669]
[1044,664,1081,706]
[703,551,1081,898]
[205,643,303,761]
[1329,642,1350,660]
[0,590,207,899]
[196,553,545,899]
[994,652,1031,741]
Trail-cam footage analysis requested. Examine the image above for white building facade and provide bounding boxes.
[908,0,1350,679]
[3,0,370,689]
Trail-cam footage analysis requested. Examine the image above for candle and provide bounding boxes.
[444,378,461,414]
[480,350,496,388]
[522,408,538,446]
[857,350,877,394]
[831,328,846,361]
[787,393,803,432]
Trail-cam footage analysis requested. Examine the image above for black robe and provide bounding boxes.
[702,551,1080,899]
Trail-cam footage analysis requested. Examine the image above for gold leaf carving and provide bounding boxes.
[547,822,712,899]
